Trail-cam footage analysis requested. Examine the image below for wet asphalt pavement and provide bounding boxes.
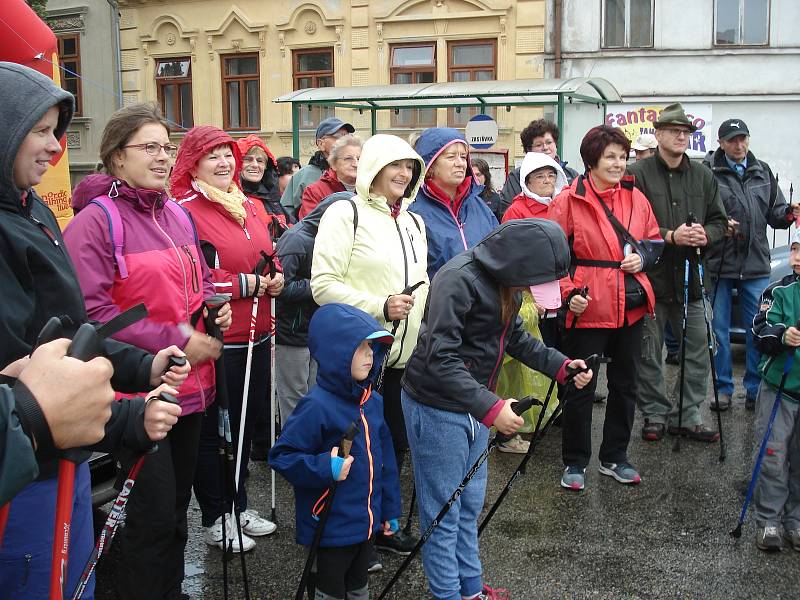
[96,346,799,599]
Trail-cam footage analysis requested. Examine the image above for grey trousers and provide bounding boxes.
[637,300,710,428]
[753,381,800,529]
[276,344,317,425]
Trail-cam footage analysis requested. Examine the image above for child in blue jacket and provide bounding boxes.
[270,303,402,599]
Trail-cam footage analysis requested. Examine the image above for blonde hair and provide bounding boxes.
[329,134,363,164]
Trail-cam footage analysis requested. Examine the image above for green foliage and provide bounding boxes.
[26,0,49,20]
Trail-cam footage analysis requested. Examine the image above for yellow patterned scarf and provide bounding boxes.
[194,179,247,226]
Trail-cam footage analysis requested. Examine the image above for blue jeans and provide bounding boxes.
[712,277,769,398]
[402,389,486,600]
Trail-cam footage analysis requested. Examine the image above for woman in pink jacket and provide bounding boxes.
[64,103,231,600]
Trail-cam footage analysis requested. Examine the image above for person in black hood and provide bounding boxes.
[0,61,188,600]
[401,219,593,600]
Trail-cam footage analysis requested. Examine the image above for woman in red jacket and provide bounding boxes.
[502,152,568,222]
[171,126,284,552]
[548,126,662,491]
[297,134,362,218]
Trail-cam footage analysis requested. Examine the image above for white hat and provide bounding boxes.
[631,133,658,151]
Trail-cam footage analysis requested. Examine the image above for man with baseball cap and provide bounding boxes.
[631,133,658,161]
[280,116,355,218]
[703,118,797,411]
[627,103,728,443]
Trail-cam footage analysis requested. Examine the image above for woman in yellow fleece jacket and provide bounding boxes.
[311,134,429,550]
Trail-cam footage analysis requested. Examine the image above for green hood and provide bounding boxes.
[355,134,425,212]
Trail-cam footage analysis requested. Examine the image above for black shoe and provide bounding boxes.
[250,443,270,462]
[745,395,757,411]
[709,394,732,412]
[665,352,680,365]
[375,530,417,555]
[366,541,382,573]
[593,392,606,404]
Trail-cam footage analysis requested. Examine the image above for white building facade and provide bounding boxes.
[548,0,800,242]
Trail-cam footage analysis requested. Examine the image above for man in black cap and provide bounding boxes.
[703,118,797,411]
[627,103,728,443]
[280,116,355,219]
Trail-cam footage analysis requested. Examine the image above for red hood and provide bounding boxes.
[170,126,242,197]
[236,134,277,168]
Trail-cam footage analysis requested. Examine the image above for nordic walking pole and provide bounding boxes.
[267,253,279,524]
[378,397,537,600]
[478,355,610,536]
[569,286,589,331]
[731,338,798,538]
[234,251,270,495]
[694,230,727,462]
[295,422,359,600]
[674,214,693,453]
[205,295,251,600]
[70,389,182,600]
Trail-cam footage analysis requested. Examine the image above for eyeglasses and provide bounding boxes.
[323,131,350,141]
[242,155,267,166]
[661,127,692,138]
[531,172,558,182]
[124,142,178,158]
[531,140,556,150]
[337,156,360,165]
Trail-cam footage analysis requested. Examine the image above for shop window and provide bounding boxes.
[293,48,334,129]
[155,58,193,130]
[222,54,260,131]
[390,43,436,128]
[447,40,496,127]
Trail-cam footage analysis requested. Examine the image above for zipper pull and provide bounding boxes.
[243,225,251,240]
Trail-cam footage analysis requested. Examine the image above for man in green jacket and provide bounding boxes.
[627,103,728,443]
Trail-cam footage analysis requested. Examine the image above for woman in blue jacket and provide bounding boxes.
[411,128,498,279]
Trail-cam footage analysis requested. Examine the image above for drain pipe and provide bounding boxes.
[106,0,123,108]
[554,0,563,78]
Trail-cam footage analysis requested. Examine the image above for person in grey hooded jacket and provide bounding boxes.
[703,118,798,410]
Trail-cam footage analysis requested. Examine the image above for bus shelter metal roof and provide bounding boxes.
[274,77,622,158]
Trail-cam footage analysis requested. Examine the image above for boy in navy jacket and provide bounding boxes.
[270,303,402,599]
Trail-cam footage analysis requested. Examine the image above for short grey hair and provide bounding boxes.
[329,134,363,164]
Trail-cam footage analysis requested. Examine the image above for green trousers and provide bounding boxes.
[637,300,710,428]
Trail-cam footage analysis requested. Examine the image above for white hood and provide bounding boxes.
[519,152,568,203]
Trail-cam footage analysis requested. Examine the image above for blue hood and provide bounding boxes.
[308,303,392,400]
[415,127,475,179]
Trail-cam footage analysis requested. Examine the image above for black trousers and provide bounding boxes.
[381,367,407,470]
[115,412,203,600]
[194,343,269,526]
[561,320,643,468]
[313,539,371,599]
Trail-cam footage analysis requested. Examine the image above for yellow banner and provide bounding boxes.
[32,51,74,230]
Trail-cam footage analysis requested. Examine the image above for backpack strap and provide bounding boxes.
[163,199,195,237]
[90,196,128,279]
[345,196,358,237]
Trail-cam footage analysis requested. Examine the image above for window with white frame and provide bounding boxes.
[602,0,654,48]
[715,0,769,46]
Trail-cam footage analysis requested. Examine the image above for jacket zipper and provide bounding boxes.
[359,402,375,539]
[387,220,411,369]
[488,317,513,391]
[406,229,418,263]
[21,553,31,586]
[182,245,200,293]
[28,214,60,247]
[151,204,206,409]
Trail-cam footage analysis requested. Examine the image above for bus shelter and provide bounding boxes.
[273,77,622,171]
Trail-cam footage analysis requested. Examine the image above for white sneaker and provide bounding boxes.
[203,514,256,553]
[240,509,277,537]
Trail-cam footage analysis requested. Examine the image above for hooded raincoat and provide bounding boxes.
[237,134,295,236]
[502,152,568,222]
[311,134,429,370]
[411,128,498,279]
[269,303,401,547]
[0,61,156,600]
